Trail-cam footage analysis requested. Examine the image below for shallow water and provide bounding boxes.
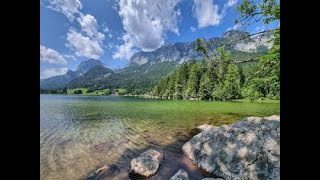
[40,95,279,180]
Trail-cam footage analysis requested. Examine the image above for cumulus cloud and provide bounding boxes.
[113,0,181,60]
[41,68,68,79]
[66,28,104,59]
[193,0,238,28]
[43,0,106,60]
[77,14,105,42]
[193,0,222,27]
[43,0,82,21]
[112,34,136,60]
[40,45,67,65]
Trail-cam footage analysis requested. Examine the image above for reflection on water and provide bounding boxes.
[40,95,279,180]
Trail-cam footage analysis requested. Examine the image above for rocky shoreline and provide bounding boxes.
[87,115,280,180]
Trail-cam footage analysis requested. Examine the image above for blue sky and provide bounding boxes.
[40,0,278,79]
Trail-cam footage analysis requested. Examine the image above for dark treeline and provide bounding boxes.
[40,88,67,94]
[152,41,279,101]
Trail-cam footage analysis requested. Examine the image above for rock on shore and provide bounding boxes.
[182,115,280,180]
[129,149,163,177]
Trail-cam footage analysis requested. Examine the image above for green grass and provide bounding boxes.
[232,98,280,103]
[67,88,110,96]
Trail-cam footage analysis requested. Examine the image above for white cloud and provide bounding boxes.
[109,34,113,38]
[41,68,68,79]
[43,0,106,60]
[193,0,222,27]
[193,0,238,28]
[190,26,196,32]
[43,0,82,21]
[66,28,104,59]
[40,45,67,65]
[113,0,181,60]
[227,0,238,7]
[63,54,77,61]
[112,34,136,60]
[77,14,105,42]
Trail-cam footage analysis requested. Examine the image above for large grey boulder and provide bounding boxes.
[182,115,280,180]
[169,169,189,180]
[129,149,163,177]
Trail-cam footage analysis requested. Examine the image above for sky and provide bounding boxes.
[40,0,278,79]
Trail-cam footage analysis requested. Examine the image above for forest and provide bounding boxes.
[152,0,280,100]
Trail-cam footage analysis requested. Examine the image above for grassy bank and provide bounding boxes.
[67,88,126,96]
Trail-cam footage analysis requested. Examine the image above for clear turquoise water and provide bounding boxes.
[40,95,280,180]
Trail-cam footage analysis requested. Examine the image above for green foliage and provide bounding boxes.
[195,38,207,55]
[237,0,257,17]
[198,73,214,100]
[236,0,279,25]
[40,88,67,94]
[86,87,95,93]
[223,64,242,99]
[235,0,280,100]
[68,61,178,94]
[74,90,83,94]
[185,62,201,99]
[153,47,237,101]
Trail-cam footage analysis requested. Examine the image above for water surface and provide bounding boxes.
[40,95,280,180]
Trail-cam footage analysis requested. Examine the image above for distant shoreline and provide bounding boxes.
[40,94,279,103]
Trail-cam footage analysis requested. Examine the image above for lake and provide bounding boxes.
[40,95,280,180]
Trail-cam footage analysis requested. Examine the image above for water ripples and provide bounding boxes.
[40,95,279,180]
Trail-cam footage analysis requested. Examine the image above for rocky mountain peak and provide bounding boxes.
[76,59,104,74]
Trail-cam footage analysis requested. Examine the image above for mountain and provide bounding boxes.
[76,59,105,75]
[40,59,106,90]
[67,65,114,88]
[41,30,273,92]
[129,30,272,66]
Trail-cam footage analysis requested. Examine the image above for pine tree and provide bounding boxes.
[174,62,189,99]
[185,62,201,99]
[223,64,241,100]
[198,72,214,100]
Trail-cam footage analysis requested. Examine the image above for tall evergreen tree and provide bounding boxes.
[198,72,214,100]
[185,62,201,99]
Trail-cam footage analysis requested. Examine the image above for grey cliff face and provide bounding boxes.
[129,30,273,66]
[76,59,104,75]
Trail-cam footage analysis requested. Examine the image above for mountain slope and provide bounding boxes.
[129,30,272,66]
[67,61,178,92]
[41,30,272,92]
[40,59,105,90]
[67,65,114,88]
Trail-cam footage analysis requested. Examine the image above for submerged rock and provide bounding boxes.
[169,169,189,180]
[129,149,163,177]
[183,115,280,180]
[86,164,109,180]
